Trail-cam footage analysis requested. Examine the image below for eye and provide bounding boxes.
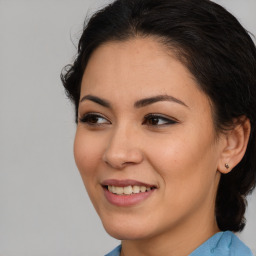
[142,114,178,126]
[79,113,111,126]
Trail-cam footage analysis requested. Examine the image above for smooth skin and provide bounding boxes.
[74,37,250,256]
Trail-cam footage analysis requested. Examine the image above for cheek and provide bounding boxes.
[146,128,218,201]
[73,129,103,181]
[74,129,107,216]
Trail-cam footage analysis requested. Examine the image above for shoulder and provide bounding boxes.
[104,245,121,256]
[227,232,254,256]
[190,231,253,256]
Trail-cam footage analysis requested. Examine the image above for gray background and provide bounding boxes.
[0,0,255,255]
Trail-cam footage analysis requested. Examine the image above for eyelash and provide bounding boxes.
[142,114,178,126]
[79,113,178,127]
[79,113,111,126]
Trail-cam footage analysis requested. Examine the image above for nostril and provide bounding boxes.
[121,161,137,166]
[102,137,144,169]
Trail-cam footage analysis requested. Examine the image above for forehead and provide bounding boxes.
[80,37,210,111]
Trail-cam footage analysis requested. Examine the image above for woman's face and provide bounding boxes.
[74,37,225,240]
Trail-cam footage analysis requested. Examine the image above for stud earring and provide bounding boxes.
[225,163,230,169]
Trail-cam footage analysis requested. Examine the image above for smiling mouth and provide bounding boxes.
[104,185,156,195]
[102,180,157,206]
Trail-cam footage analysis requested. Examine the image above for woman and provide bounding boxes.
[61,0,256,255]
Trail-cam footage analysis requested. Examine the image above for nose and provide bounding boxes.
[102,124,144,169]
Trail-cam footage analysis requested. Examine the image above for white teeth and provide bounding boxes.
[107,185,153,195]
[140,186,146,192]
[123,185,133,195]
[133,185,140,194]
[115,187,124,195]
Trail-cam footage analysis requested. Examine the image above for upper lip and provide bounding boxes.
[101,179,157,188]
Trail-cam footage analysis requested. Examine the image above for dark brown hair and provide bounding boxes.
[61,0,256,232]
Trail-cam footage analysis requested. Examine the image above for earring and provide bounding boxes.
[225,163,230,169]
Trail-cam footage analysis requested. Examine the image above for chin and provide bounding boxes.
[101,216,153,240]
[104,225,148,240]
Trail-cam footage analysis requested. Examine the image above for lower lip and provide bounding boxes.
[103,187,155,207]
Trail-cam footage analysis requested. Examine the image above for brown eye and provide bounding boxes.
[143,114,177,126]
[148,116,161,125]
[79,113,110,125]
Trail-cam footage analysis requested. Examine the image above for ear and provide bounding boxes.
[217,117,251,174]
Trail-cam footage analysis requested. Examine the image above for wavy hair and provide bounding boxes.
[61,0,256,232]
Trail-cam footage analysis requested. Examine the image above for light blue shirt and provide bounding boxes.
[105,231,253,256]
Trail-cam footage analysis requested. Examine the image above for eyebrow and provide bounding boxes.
[80,94,111,108]
[134,95,189,108]
[80,94,188,109]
